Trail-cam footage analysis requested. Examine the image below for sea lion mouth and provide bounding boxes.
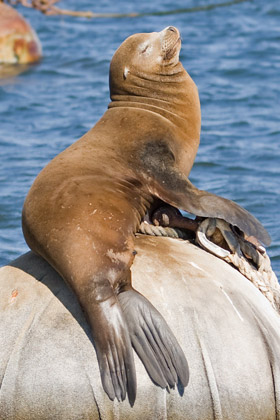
[161,26,182,62]
[163,36,182,61]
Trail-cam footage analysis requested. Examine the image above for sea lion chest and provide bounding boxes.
[33,105,196,196]
[92,106,199,177]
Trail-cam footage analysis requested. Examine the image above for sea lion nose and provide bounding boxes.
[161,26,179,37]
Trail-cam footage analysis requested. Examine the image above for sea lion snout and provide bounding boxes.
[160,26,181,62]
[161,25,180,37]
[167,26,177,33]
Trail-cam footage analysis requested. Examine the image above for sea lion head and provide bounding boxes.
[109,26,201,160]
[109,26,184,98]
[108,26,201,170]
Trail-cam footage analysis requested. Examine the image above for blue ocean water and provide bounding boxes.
[0,0,279,277]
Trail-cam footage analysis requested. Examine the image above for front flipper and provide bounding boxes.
[140,140,270,245]
[118,289,189,390]
[89,297,137,406]
[160,177,271,246]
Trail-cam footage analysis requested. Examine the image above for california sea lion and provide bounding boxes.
[22,26,270,405]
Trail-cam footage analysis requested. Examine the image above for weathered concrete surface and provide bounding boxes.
[0,235,280,419]
[0,3,41,76]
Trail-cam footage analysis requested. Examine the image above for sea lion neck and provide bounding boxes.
[108,96,189,129]
[108,66,201,133]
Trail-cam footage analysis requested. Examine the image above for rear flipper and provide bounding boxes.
[118,289,189,390]
[89,297,137,406]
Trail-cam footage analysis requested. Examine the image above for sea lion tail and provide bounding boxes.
[118,289,189,390]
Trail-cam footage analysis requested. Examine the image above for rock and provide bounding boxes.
[0,235,279,419]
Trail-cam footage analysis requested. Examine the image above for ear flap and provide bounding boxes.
[123,67,129,80]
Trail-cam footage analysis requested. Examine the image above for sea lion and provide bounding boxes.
[22,26,270,406]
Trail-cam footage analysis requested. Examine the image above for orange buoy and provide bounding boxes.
[0,3,42,64]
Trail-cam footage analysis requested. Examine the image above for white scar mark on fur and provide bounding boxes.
[107,268,118,286]
[106,249,130,265]
[123,67,129,79]
[188,261,208,274]
[221,289,244,322]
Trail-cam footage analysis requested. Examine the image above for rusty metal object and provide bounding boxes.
[152,205,199,232]
[196,218,280,312]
